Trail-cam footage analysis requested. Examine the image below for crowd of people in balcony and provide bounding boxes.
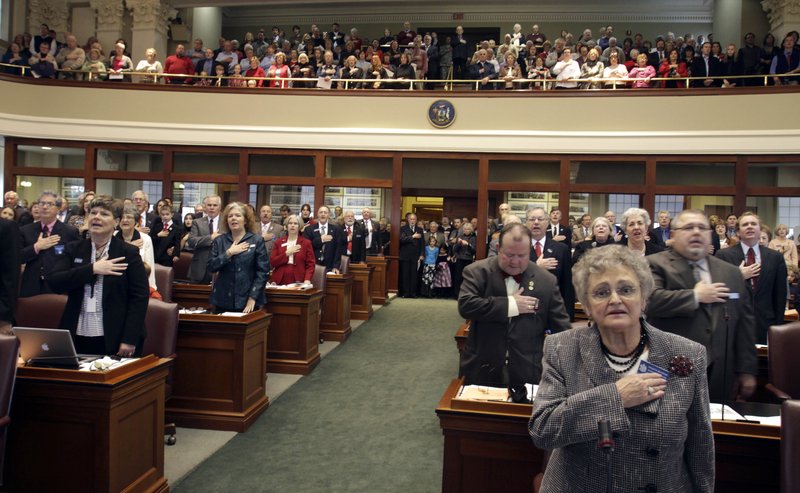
[3,21,800,88]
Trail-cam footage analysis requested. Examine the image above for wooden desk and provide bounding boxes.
[172,282,212,309]
[5,356,172,493]
[436,378,781,493]
[320,273,353,342]
[167,311,270,432]
[367,256,390,304]
[784,308,797,322]
[265,288,323,375]
[454,321,470,354]
[349,262,374,321]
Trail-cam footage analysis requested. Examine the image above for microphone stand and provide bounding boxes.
[597,419,615,493]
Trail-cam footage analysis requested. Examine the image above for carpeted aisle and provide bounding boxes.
[173,298,463,493]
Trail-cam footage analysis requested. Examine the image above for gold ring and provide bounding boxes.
[647,386,654,395]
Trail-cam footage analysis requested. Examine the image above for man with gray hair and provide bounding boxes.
[187,195,221,283]
[131,190,156,234]
[19,190,80,297]
[4,190,32,225]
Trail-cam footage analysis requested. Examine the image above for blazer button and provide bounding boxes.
[646,447,659,457]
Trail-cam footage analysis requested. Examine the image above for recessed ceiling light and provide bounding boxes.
[41,146,52,150]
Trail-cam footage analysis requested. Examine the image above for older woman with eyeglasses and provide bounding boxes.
[530,245,713,492]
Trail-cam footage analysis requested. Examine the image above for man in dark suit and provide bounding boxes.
[690,42,723,87]
[715,211,787,344]
[647,209,757,401]
[0,218,20,335]
[187,195,221,283]
[303,205,342,273]
[468,49,497,90]
[132,190,157,234]
[452,25,471,80]
[4,190,32,225]
[488,203,511,238]
[604,210,624,241]
[360,207,382,255]
[259,205,283,257]
[19,191,80,298]
[458,223,571,392]
[649,210,673,248]
[647,37,667,71]
[47,196,148,357]
[398,213,425,297]
[527,207,575,320]
[544,206,571,247]
[341,210,366,263]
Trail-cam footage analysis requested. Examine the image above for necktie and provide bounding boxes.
[746,247,758,289]
[347,226,352,253]
[788,52,792,67]
[210,218,215,234]
[42,225,49,237]
[163,223,169,232]
[690,261,702,283]
[535,242,542,259]
[321,224,326,236]
[502,271,523,284]
[663,229,669,242]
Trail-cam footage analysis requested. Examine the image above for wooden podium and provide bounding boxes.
[167,311,270,432]
[172,282,212,309]
[366,256,389,305]
[320,273,353,342]
[436,378,781,493]
[5,356,172,493]
[265,288,323,375]
[348,262,373,321]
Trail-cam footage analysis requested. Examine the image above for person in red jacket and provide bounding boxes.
[270,214,315,285]
[163,44,195,84]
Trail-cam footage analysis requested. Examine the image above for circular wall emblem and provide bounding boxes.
[428,100,456,128]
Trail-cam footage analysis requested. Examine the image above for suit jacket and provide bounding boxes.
[260,221,284,257]
[47,236,149,355]
[468,61,497,90]
[458,256,571,387]
[359,219,382,254]
[571,225,592,247]
[150,222,183,267]
[571,237,615,266]
[531,238,575,319]
[14,205,32,226]
[0,219,20,324]
[303,221,342,272]
[186,215,216,283]
[341,222,366,263]
[399,225,425,261]
[690,55,723,87]
[140,211,158,231]
[650,225,671,248]
[270,236,316,284]
[530,324,714,493]
[545,223,572,247]
[647,250,757,401]
[19,220,81,297]
[715,244,787,344]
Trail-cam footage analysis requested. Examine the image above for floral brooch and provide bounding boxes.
[669,355,693,377]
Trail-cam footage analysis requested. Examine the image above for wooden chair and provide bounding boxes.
[15,294,68,329]
[154,264,174,303]
[142,299,179,445]
[0,334,20,486]
[767,322,800,401]
[781,400,800,493]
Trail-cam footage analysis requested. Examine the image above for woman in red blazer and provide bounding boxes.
[270,214,315,284]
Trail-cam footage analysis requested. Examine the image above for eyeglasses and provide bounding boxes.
[590,285,639,301]
[526,216,546,223]
[38,201,56,208]
[674,224,711,232]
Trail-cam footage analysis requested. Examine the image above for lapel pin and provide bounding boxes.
[528,280,535,291]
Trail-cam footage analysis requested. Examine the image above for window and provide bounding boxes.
[607,194,640,218]
[655,195,685,218]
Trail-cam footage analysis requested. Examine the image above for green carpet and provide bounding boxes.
[174,298,463,493]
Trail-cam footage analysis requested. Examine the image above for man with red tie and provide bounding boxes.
[527,207,575,320]
[341,210,365,263]
[457,222,571,393]
[259,205,283,257]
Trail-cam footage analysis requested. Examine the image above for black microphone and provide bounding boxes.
[597,419,615,452]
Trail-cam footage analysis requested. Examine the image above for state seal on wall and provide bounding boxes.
[428,100,456,128]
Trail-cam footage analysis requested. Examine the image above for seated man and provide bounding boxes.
[28,41,58,78]
[468,49,497,90]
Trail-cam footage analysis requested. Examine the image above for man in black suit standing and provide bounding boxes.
[303,205,342,273]
[360,207,382,255]
[399,213,425,298]
[132,190,157,234]
[0,218,20,335]
[690,42,723,87]
[56,196,72,223]
[19,190,80,298]
[4,190,32,225]
[544,206,572,248]
[715,211,787,344]
[650,210,673,248]
[526,207,575,320]
[341,210,366,263]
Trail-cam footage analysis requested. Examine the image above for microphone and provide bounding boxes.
[597,419,615,452]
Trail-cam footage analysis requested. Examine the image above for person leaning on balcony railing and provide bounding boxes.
[28,41,58,79]
[770,34,800,85]
[690,42,722,87]
[468,48,497,90]
[317,50,340,89]
[55,35,85,79]
[658,48,687,88]
[499,51,522,90]
[339,55,364,89]
[579,47,604,89]
[552,47,580,89]
[602,50,628,88]
[81,48,107,81]
[267,51,291,88]
[720,43,743,88]
[292,52,316,88]
[135,48,163,84]
[628,53,655,88]
[107,42,133,82]
[394,52,415,89]
[366,54,391,89]
[163,43,195,84]
[1,42,27,76]
[228,64,246,88]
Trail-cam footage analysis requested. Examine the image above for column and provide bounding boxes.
[762,0,800,40]
[126,0,176,63]
[713,0,743,48]
[27,0,69,37]
[191,7,222,51]
[90,0,125,54]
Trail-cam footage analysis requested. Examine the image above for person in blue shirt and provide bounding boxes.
[421,235,440,298]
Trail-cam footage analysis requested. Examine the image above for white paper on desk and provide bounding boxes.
[709,403,745,421]
[744,415,781,426]
[755,344,768,349]
[79,356,136,372]
[219,311,248,317]
[317,77,331,89]
[458,385,509,402]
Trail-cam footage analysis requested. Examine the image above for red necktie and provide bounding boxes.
[163,223,169,232]
[502,271,523,284]
[535,242,542,259]
[746,247,758,289]
[347,226,353,253]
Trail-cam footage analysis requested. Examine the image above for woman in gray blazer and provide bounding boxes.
[529,245,714,492]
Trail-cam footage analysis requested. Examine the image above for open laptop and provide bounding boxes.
[13,327,101,369]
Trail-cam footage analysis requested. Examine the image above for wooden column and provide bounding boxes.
[320,273,353,341]
[349,262,374,320]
